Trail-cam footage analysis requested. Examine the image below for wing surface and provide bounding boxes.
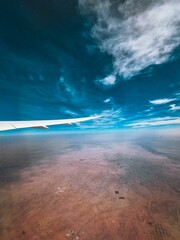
[0,116,101,131]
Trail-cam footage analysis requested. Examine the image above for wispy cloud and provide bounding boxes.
[65,110,78,116]
[79,0,180,79]
[170,104,180,111]
[78,108,125,129]
[96,74,116,88]
[126,117,180,128]
[150,98,175,105]
[104,97,113,103]
[144,107,154,112]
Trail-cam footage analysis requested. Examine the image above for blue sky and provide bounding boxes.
[0,0,180,130]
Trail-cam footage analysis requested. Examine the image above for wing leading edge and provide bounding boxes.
[0,115,101,131]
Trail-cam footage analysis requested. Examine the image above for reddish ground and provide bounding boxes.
[0,132,179,240]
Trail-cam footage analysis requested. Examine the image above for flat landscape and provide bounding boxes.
[0,130,180,240]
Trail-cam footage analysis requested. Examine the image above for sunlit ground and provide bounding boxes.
[0,128,180,240]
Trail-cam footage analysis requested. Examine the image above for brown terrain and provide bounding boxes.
[0,130,180,240]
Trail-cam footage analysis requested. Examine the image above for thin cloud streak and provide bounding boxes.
[150,98,176,105]
[126,117,180,128]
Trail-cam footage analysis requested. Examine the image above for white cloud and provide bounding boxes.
[170,104,180,111]
[104,97,113,103]
[104,98,111,103]
[79,0,180,79]
[126,117,180,128]
[78,108,125,129]
[96,74,116,88]
[65,110,78,116]
[150,98,175,105]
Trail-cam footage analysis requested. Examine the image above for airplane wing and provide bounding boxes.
[0,115,101,131]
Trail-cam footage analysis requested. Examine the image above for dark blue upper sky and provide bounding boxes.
[0,0,180,130]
